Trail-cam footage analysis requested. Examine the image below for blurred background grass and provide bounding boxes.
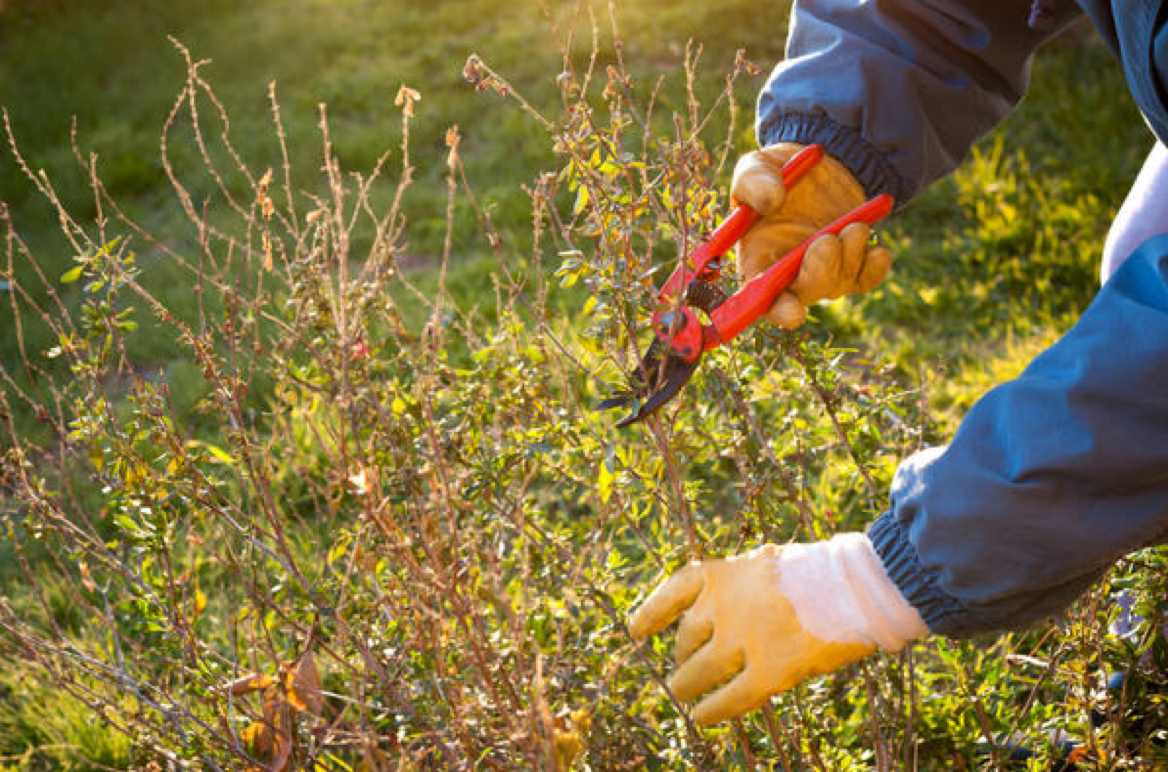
[2,1,1149,372]
[1,0,1149,430]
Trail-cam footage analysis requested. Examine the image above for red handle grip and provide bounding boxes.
[707,193,895,345]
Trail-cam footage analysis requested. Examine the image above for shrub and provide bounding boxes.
[1,24,1167,772]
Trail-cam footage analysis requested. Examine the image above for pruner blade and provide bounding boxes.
[597,338,702,428]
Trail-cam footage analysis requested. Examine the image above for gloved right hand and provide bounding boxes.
[731,143,894,328]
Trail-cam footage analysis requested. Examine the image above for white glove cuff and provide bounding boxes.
[774,533,928,651]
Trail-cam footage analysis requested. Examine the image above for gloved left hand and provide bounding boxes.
[628,534,927,725]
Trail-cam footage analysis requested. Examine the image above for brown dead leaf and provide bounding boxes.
[262,684,295,772]
[287,651,323,715]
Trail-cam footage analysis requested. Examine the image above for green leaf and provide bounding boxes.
[60,265,84,284]
[188,439,234,464]
[204,444,233,464]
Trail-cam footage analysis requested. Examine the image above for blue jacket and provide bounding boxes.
[758,0,1168,637]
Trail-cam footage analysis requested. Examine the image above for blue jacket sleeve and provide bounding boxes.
[868,236,1168,638]
[757,0,1081,203]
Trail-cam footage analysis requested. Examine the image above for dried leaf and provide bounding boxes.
[445,125,461,169]
[735,48,763,76]
[262,685,295,772]
[287,652,323,714]
[228,672,276,697]
[462,54,486,89]
[347,469,370,496]
[395,86,421,118]
[240,720,273,756]
[78,562,97,593]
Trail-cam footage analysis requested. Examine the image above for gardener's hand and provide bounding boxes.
[628,534,926,725]
[731,144,893,328]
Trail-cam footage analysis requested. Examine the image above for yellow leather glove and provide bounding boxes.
[731,143,893,328]
[628,534,927,725]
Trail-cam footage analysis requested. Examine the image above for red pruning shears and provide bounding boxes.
[598,144,894,427]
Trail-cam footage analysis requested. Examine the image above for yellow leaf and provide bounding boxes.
[88,443,103,472]
[553,707,592,771]
[597,460,613,505]
[193,586,207,618]
[554,729,584,771]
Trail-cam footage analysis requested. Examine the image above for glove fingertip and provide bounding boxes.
[691,674,766,726]
[798,235,843,300]
[857,246,893,293]
[769,293,807,329]
[730,154,787,216]
[627,566,705,641]
[838,220,871,243]
[839,223,871,283]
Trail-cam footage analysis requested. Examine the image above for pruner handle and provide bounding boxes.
[656,144,825,300]
[706,193,896,346]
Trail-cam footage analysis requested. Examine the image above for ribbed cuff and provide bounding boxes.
[758,111,911,206]
[867,512,974,638]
